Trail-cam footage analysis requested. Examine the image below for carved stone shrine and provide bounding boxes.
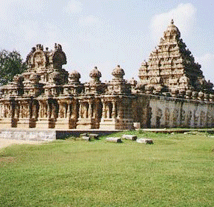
[0,20,214,129]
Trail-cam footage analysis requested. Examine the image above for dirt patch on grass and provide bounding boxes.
[0,138,43,149]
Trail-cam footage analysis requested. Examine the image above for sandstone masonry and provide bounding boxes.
[0,20,214,129]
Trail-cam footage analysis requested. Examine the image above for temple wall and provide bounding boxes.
[0,129,57,141]
[143,95,214,128]
[0,95,213,129]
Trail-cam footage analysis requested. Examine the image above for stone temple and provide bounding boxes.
[0,20,214,130]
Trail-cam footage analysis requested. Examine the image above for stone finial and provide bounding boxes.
[165,19,180,39]
[171,88,179,97]
[54,43,57,50]
[192,91,198,100]
[141,60,148,67]
[185,90,192,99]
[36,44,43,50]
[128,77,137,86]
[145,85,154,94]
[198,91,204,100]
[32,47,36,52]
[155,85,163,93]
[209,94,214,102]
[112,65,125,80]
[204,93,209,101]
[54,43,62,51]
[69,70,81,83]
[135,83,145,91]
[179,89,186,98]
[89,66,102,83]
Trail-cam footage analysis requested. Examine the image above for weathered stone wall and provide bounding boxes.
[134,94,214,128]
[0,129,121,141]
[0,129,57,141]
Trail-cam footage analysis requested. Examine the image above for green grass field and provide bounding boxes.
[0,131,214,207]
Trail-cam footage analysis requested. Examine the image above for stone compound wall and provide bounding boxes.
[0,129,57,141]
[0,129,122,141]
[134,94,214,128]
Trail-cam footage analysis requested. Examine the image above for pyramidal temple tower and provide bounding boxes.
[139,20,213,95]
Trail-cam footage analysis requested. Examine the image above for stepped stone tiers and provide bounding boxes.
[0,21,214,129]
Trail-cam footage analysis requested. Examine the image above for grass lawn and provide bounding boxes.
[0,131,214,207]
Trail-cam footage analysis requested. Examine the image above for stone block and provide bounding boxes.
[122,134,137,141]
[136,138,153,144]
[106,137,122,143]
[133,122,141,129]
[88,133,99,139]
[80,133,88,137]
[81,136,91,141]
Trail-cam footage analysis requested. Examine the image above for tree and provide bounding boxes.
[0,50,27,86]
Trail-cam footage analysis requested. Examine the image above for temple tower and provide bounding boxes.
[139,20,213,95]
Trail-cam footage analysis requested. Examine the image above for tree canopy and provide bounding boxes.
[0,50,27,86]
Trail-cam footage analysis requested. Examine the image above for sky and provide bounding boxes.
[0,0,214,83]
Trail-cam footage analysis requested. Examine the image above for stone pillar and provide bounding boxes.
[107,103,110,118]
[94,100,99,119]
[112,101,116,119]
[14,103,19,119]
[0,103,2,118]
[79,102,82,118]
[69,99,77,129]
[47,101,51,119]
[38,101,43,118]
[51,102,57,119]
[88,100,93,119]
[118,102,123,119]
[29,100,33,119]
[2,104,5,118]
[67,101,71,119]
[58,101,67,119]
[71,100,77,119]
[28,101,31,119]
[86,103,89,118]
[102,101,106,119]
[58,102,62,118]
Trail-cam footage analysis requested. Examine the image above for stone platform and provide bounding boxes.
[0,129,121,142]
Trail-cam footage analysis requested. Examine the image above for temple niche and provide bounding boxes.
[0,20,214,129]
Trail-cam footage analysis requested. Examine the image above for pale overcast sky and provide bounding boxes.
[0,0,214,83]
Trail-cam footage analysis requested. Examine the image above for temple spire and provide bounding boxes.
[139,19,212,93]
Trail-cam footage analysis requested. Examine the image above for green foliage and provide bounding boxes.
[0,132,214,206]
[0,50,26,85]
